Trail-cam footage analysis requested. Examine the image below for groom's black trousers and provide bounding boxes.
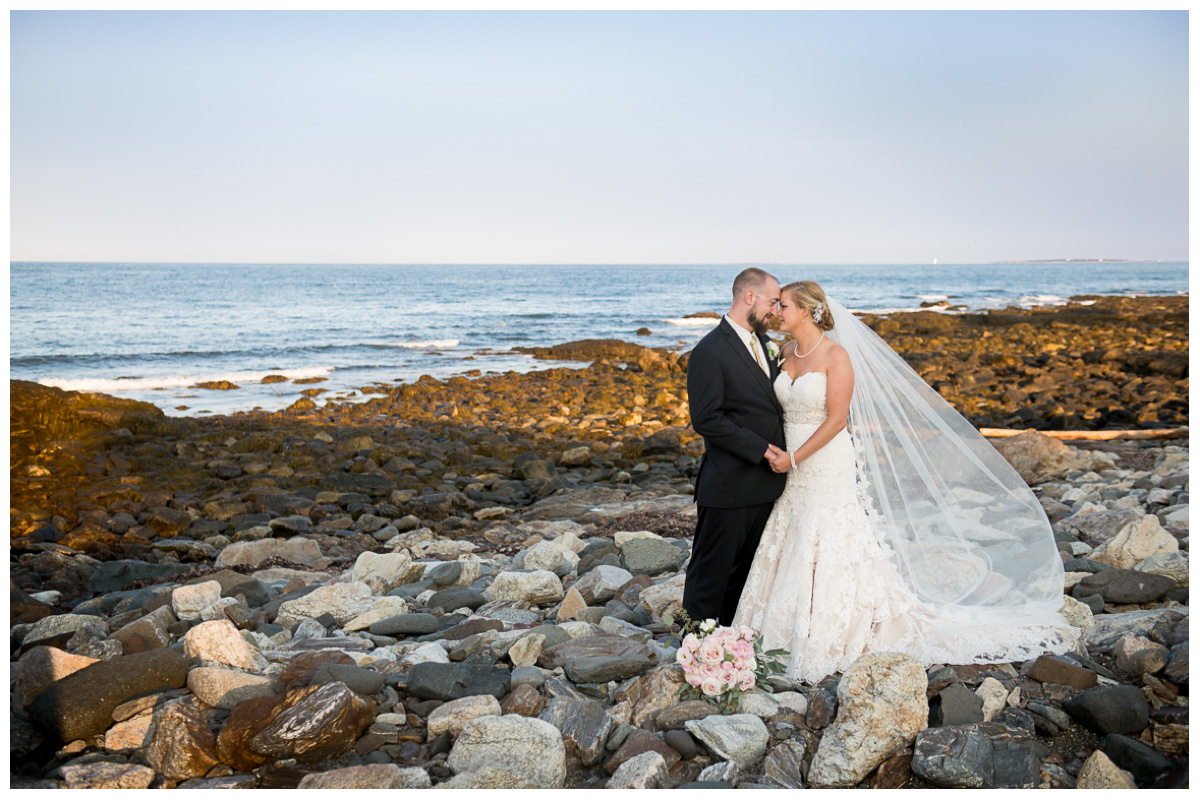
[683,501,774,627]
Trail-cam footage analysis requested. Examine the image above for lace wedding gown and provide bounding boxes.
[734,370,1077,685]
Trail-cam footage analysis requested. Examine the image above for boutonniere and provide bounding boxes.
[764,340,780,362]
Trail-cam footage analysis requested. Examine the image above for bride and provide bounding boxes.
[733,280,1079,685]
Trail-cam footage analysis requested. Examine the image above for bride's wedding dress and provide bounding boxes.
[734,305,1079,685]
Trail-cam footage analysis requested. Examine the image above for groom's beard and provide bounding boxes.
[746,308,771,335]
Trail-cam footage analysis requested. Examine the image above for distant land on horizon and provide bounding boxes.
[993,258,1165,264]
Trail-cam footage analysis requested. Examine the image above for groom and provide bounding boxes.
[683,268,788,626]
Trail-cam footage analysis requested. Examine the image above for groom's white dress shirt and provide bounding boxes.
[724,314,770,377]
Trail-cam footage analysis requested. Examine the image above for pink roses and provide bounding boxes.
[674,619,758,702]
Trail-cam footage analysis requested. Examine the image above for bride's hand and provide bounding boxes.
[766,447,792,473]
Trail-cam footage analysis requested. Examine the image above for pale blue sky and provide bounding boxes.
[10,10,1188,263]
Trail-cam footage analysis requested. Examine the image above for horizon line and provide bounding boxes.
[9,258,1185,267]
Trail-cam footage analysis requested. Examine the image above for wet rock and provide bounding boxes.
[442,617,505,640]
[605,728,681,775]
[435,765,543,789]
[871,748,914,789]
[607,751,668,789]
[112,605,177,652]
[1026,701,1071,730]
[172,580,223,620]
[539,634,654,669]
[105,712,154,750]
[522,540,578,575]
[350,550,417,591]
[762,739,807,788]
[268,514,311,534]
[656,699,721,731]
[564,653,657,684]
[1102,733,1175,785]
[145,697,221,781]
[505,632,544,669]
[1057,595,1096,639]
[637,575,685,620]
[992,431,1109,484]
[511,665,545,689]
[974,677,1008,722]
[1075,749,1137,789]
[911,721,1046,788]
[214,537,322,569]
[1162,641,1188,685]
[184,619,262,670]
[1090,514,1180,570]
[88,560,195,594]
[556,585,588,622]
[627,664,689,729]
[14,646,99,708]
[187,667,277,710]
[1073,568,1176,604]
[1114,635,1170,677]
[370,612,440,637]
[663,728,699,760]
[930,683,984,727]
[685,714,770,770]
[573,564,635,603]
[483,570,564,605]
[341,596,410,632]
[60,762,156,789]
[620,537,688,576]
[805,689,837,729]
[216,682,376,771]
[539,695,614,767]
[21,613,109,652]
[427,694,503,737]
[501,683,548,717]
[428,585,488,611]
[1086,608,1187,653]
[274,581,374,627]
[1026,653,1097,689]
[1134,551,1189,586]
[296,764,431,789]
[1062,685,1150,735]
[28,649,189,743]
[321,664,385,696]
[447,714,567,789]
[809,652,928,787]
[406,662,511,701]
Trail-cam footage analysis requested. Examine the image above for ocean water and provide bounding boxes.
[9,261,1188,417]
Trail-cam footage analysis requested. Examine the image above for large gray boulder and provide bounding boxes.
[808,653,929,787]
[447,714,567,788]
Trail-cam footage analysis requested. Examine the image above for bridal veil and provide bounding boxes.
[825,298,1077,657]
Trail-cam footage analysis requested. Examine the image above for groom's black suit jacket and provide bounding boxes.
[687,318,788,508]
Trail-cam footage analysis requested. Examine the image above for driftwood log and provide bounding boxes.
[979,427,1189,441]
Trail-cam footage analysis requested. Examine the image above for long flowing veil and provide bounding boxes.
[825,298,1074,643]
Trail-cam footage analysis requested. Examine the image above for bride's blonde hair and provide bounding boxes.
[784,280,835,331]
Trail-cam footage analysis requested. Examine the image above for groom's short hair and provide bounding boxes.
[732,267,775,300]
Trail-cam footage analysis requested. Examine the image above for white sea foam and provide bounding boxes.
[916,294,950,301]
[394,339,460,349]
[846,306,931,315]
[41,366,335,393]
[664,317,720,327]
[1018,294,1068,306]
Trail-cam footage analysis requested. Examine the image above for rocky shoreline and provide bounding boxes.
[10,295,1188,789]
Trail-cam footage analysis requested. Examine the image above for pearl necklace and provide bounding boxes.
[794,332,824,358]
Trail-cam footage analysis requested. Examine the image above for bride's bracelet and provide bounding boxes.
[789,450,797,470]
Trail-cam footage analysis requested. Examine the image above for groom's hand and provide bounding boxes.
[765,444,790,473]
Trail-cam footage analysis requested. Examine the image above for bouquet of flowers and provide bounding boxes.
[665,613,789,713]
